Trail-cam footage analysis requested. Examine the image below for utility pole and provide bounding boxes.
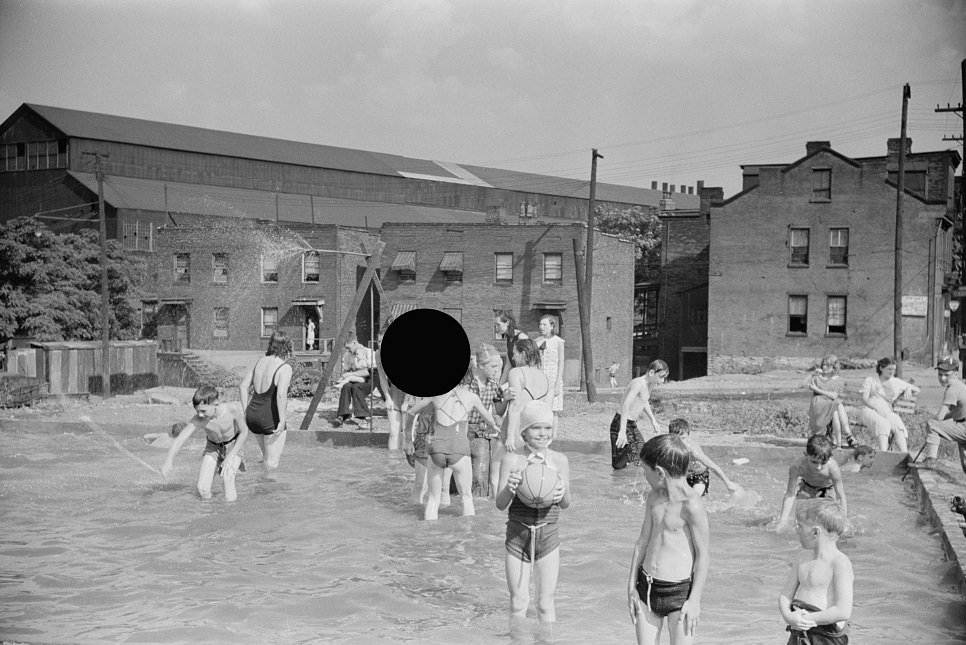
[894,84,910,378]
[578,149,603,402]
[83,151,112,398]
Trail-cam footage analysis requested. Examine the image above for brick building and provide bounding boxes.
[708,139,961,372]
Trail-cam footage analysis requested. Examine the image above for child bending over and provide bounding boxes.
[777,435,847,532]
[779,498,853,644]
[627,434,709,645]
[161,385,249,502]
[667,418,742,497]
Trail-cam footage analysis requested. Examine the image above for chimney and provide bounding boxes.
[651,181,658,190]
[806,141,831,156]
[887,137,913,157]
[697,180,705,192]
[687,186,694,195]
[670,184,676,194]
[662,182,668,192]
[660,189,675,212]
[699,186,724,215]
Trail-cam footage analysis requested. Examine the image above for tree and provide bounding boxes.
[593,204,662,285]
[0,217,145,342]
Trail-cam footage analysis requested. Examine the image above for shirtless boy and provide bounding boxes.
[161,385,249,502]
[627,434,709,645]
[779,498,853,644]
[777,434,848,532]
[612,359,669,470]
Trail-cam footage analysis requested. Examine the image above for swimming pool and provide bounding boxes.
[1,423,964,644]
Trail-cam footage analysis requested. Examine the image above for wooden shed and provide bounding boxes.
[31,340,159,395]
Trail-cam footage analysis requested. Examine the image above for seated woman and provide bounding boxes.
[807,354,856,448]
[859,357,920,453]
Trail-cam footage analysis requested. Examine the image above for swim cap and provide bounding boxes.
[476,343,501,363]
[520,400,554,434]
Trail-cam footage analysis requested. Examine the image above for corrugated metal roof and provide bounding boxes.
[439,252,463,272]
[390,251,416,271]
[389,302,419,318]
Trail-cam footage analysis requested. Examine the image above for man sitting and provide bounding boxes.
[332,339,375,428]
[911,356,966,475]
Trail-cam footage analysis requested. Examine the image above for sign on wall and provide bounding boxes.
[901,295,928,317]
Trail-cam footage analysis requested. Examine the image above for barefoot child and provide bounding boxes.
[496,400,571,623]
[779,498,853,643]
[612,359,669,470]
[667,418,742,497]
[838,445,875,473]
[160,385,249,502]
[777,435,848,532]
[807,354,856,448]
[627,434,709,645]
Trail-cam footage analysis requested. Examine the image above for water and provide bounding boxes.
[1,425,964,644]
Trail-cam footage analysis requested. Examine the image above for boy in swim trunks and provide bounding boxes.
[496,400,571,624]
[667,418,742,497]
[837,445,875,474]
[777,435,848,533]
[612,359,669,470]
[627,434,709,645]
[779,498,853,644]
[160,385,249,502]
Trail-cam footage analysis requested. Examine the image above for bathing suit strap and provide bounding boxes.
[254,362,287,395]
[211,432,240,447]
[525,449,548,465]
[437,391,468,425]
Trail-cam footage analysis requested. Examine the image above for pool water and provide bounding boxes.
[1,424,964,644]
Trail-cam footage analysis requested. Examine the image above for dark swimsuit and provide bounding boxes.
[686,451,711,495]
[245,363,286,435]
[785,599,849,644]
[636,566,693,617]
[505,495,561,562]
[797,479,834,499]
[610,413,645,470]
[429,393,471,469]
[204,432,245,475]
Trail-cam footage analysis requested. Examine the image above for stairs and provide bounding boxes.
[181,352,241,389]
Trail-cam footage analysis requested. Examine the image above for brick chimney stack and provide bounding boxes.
[806,141,831,156]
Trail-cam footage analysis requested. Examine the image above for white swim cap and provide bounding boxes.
[520,400,554,434]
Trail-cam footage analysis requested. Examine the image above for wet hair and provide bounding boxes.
[192,385,219,407]
[805,434,834,461]
[460,364,476,387]
[639,434,690,478]
[513,338,542,368]
[852,444,876,460]
[266,330,293,359]
[820,354,840,374]
[796,498,848,536]
[496,311,518,336]
[648,359,669,375]
[539,314,558,335]
[667,418,690,436]
[875,356,896,375]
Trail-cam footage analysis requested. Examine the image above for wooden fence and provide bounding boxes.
[31,341,159,395]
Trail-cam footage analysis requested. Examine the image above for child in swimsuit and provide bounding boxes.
[667,418,742,497]
[496,400,571,624]
[838,445,875,474]
[612,359,669,470]
[407,367,499,521]
[160,385,250,502]
[627,434,709,645]
[779,498,853,644]
[777,435,848,533]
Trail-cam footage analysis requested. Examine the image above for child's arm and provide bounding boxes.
[777,464,801,529]
[550,452,571,510]
[808,375,838,400]
[778,558,816,630]
[626,495,654,624]
[406,396,433,416]
[615,378,646,448]
[829,462,848,518]
[467,391,500,434]
[680,498,710,636]
[494,453,523,511]
[804,555,854,626]
[160,418,199,480]
[504,370,526,452]
[691,445,740,493]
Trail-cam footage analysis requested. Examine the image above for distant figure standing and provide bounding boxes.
[536,315,565,438]
[609,361,620,389]
[305,318,316,351]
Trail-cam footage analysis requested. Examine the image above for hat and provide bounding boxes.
[520,400,554,434]
[936,356,961,372]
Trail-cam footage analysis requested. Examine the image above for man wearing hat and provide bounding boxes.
[912,356,966,474]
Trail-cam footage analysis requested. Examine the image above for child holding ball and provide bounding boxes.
[496,400,571,623]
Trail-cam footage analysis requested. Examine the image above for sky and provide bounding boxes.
[0,0,963,197]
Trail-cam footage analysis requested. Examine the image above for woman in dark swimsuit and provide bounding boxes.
[239,331,294,474]
[502,338,550,454]
[407,367,499,521]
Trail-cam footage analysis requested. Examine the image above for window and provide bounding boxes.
[829,228,849,266]
[440,252,463,283]
[121,221,154,251]
[689,307,707,324]
[606,316,613,331]
[634,285,659,339]
[213,307,229,338]
[303,251,320,283]
[788,295,808,334]
[141,300,158,338]
[174,253,190,283]
[212,253,229,283]
[495,253,513,283]
[827,296,847,335]
[888,170,927,197]
[261,307,278,337]
[811,168,831,201]
[789,228,809,266]
[261,255,278,283]
[2,140,66,172]
[391,251,416,283]
[543,253,563,284]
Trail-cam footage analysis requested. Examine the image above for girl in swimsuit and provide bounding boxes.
[495,311,528,385]
[407,367,499,521]
[503,338,551,454]
[239,331,294,474]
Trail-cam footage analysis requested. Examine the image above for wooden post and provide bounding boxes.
[574,237,596,402]
[894,83,910,377]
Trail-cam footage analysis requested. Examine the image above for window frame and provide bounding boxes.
[494,252,513,284]
[828,228,849,267]
[212,253,229,284]
[811,168,831,202]
[789,228,810,267]
[174,253,191,284]
[543,252,563,284]
[788,294,808,335]
[260,254,279,284]
[260,307,278,338]
[826,295,847,337]
[213,307,230,338]
[302,251,320,283]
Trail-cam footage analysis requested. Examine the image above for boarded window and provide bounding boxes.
[829,228,848,266]
[788,295,808,334]
[827,296,847,335]
[790,228,809,266]
[812,169,831,200]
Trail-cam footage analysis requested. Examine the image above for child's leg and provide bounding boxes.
[533,549,560,623]
[666,609,693,645]
[505,553,531,618]
[451,457,475,516]
[829,415,842,447]
[489,440,505,496]
[386,409,401,452]
[424,462,444,521]
[891,427,909,453]
[439,467,452,507]
[222,455,239,502]
[633,605,664,645]
[262,431,286,472]
[196,454,218,499]
[411,458,428,505]
[836,404,854,439]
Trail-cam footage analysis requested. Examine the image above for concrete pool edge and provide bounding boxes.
[905,466,966,601]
